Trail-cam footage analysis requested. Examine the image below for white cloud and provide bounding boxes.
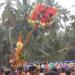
[55,0,74,8]
[0,0,5,3]
[0,4,5,18]
[55,0,75,15]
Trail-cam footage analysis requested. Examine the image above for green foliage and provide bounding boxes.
[0,0,75,64]
[37,0,44,3]
[65,50,75,60]
[44,0,55,6]
[70,15,75,30]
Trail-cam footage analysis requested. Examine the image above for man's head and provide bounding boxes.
[28,66,40,75]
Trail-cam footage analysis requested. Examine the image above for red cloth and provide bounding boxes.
[36,4,46,12]
[29,4,57,27]
[41,17,46,24]
[45,7,57,17]
[31,4,47,21]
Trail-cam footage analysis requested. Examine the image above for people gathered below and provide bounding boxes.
[0,62,75,75]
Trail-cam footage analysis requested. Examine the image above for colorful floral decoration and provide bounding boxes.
[28,3,57,28]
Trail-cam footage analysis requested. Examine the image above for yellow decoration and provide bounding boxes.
[16,42,23,49]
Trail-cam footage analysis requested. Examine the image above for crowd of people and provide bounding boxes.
[0,61,75,75]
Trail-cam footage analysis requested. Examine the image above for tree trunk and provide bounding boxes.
[8,27,13,51]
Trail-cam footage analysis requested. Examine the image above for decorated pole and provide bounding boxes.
[22,3,57,49]
[9,3,58,68]
[22,3,58,49]
[20,4,57,67]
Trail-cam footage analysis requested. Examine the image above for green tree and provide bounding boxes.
[0,0,72,63]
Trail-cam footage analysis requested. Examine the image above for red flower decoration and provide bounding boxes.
[29,4,57,27]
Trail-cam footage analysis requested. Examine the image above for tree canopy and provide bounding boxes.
[0,0,75,66]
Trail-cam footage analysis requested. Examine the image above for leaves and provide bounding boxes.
[0,0,75,64]
[37,0,44,3]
